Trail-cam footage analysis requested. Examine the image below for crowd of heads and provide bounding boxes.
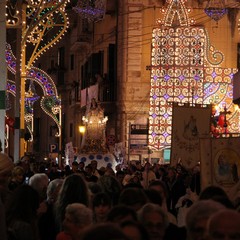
[0,152,240,240]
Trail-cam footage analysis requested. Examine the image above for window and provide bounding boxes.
[58,47,65,68]
[70,54,74,70]
[70,123,73,138]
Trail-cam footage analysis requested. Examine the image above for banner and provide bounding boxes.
[65,142,75,166]
[200,136,240,193]
[171,103,211,168]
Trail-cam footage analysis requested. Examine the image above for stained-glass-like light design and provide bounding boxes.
[149,0,238,150]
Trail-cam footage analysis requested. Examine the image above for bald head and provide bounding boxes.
[207,209,240,240]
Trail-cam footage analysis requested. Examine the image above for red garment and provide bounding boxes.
[56,231,72,240]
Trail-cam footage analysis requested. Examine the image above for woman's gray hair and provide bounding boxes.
[47,178,64,202]
[65,203,93,226]
[29,173,49,198]
[137,203,169,229]
[185,199,226,232]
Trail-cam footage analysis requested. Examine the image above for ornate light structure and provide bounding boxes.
[25,80,39,141]
[73,0,107,22]
[6,43,62,138]
[149,0,237,150]
[5,0,69,156]
[204,0,228,22]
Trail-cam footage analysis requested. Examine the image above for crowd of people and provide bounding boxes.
[1,152,240,240]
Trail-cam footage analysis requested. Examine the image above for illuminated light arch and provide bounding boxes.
[161,0,191,26]
[6,0,70,68]
[6,43,61,137]
[5,0,70,141]
[23,1,69,68]
[149,0,238,150]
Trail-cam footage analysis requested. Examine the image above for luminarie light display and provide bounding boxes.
[148,0,238,150]
[5,0,70,142]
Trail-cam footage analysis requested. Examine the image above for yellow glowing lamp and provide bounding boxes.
[79,126,86,134]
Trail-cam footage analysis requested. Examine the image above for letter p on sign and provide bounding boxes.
[49,144,58,153]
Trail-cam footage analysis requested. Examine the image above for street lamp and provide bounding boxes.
[79,125,86,134]
[79,125,86,150]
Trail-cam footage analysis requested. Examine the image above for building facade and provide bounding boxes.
[8,0,240,163]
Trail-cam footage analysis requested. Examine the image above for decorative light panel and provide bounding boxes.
[149,0,238,150]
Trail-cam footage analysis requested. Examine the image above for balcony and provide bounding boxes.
[70,35,92,52]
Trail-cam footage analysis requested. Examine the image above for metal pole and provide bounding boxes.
[0,0,7,153]
[20,3,27,158]
[14,27,21,163]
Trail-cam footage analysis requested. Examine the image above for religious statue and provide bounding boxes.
[210,104,231,137]
[214,150,239,185]
[81,98,108,153]
[182,115,199,140]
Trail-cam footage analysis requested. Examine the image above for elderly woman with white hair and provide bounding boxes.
[29,173,49,229]
[47,178,64,204]
[38,178,64,240]
[56,203,93,240]
[29,173,49,201]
